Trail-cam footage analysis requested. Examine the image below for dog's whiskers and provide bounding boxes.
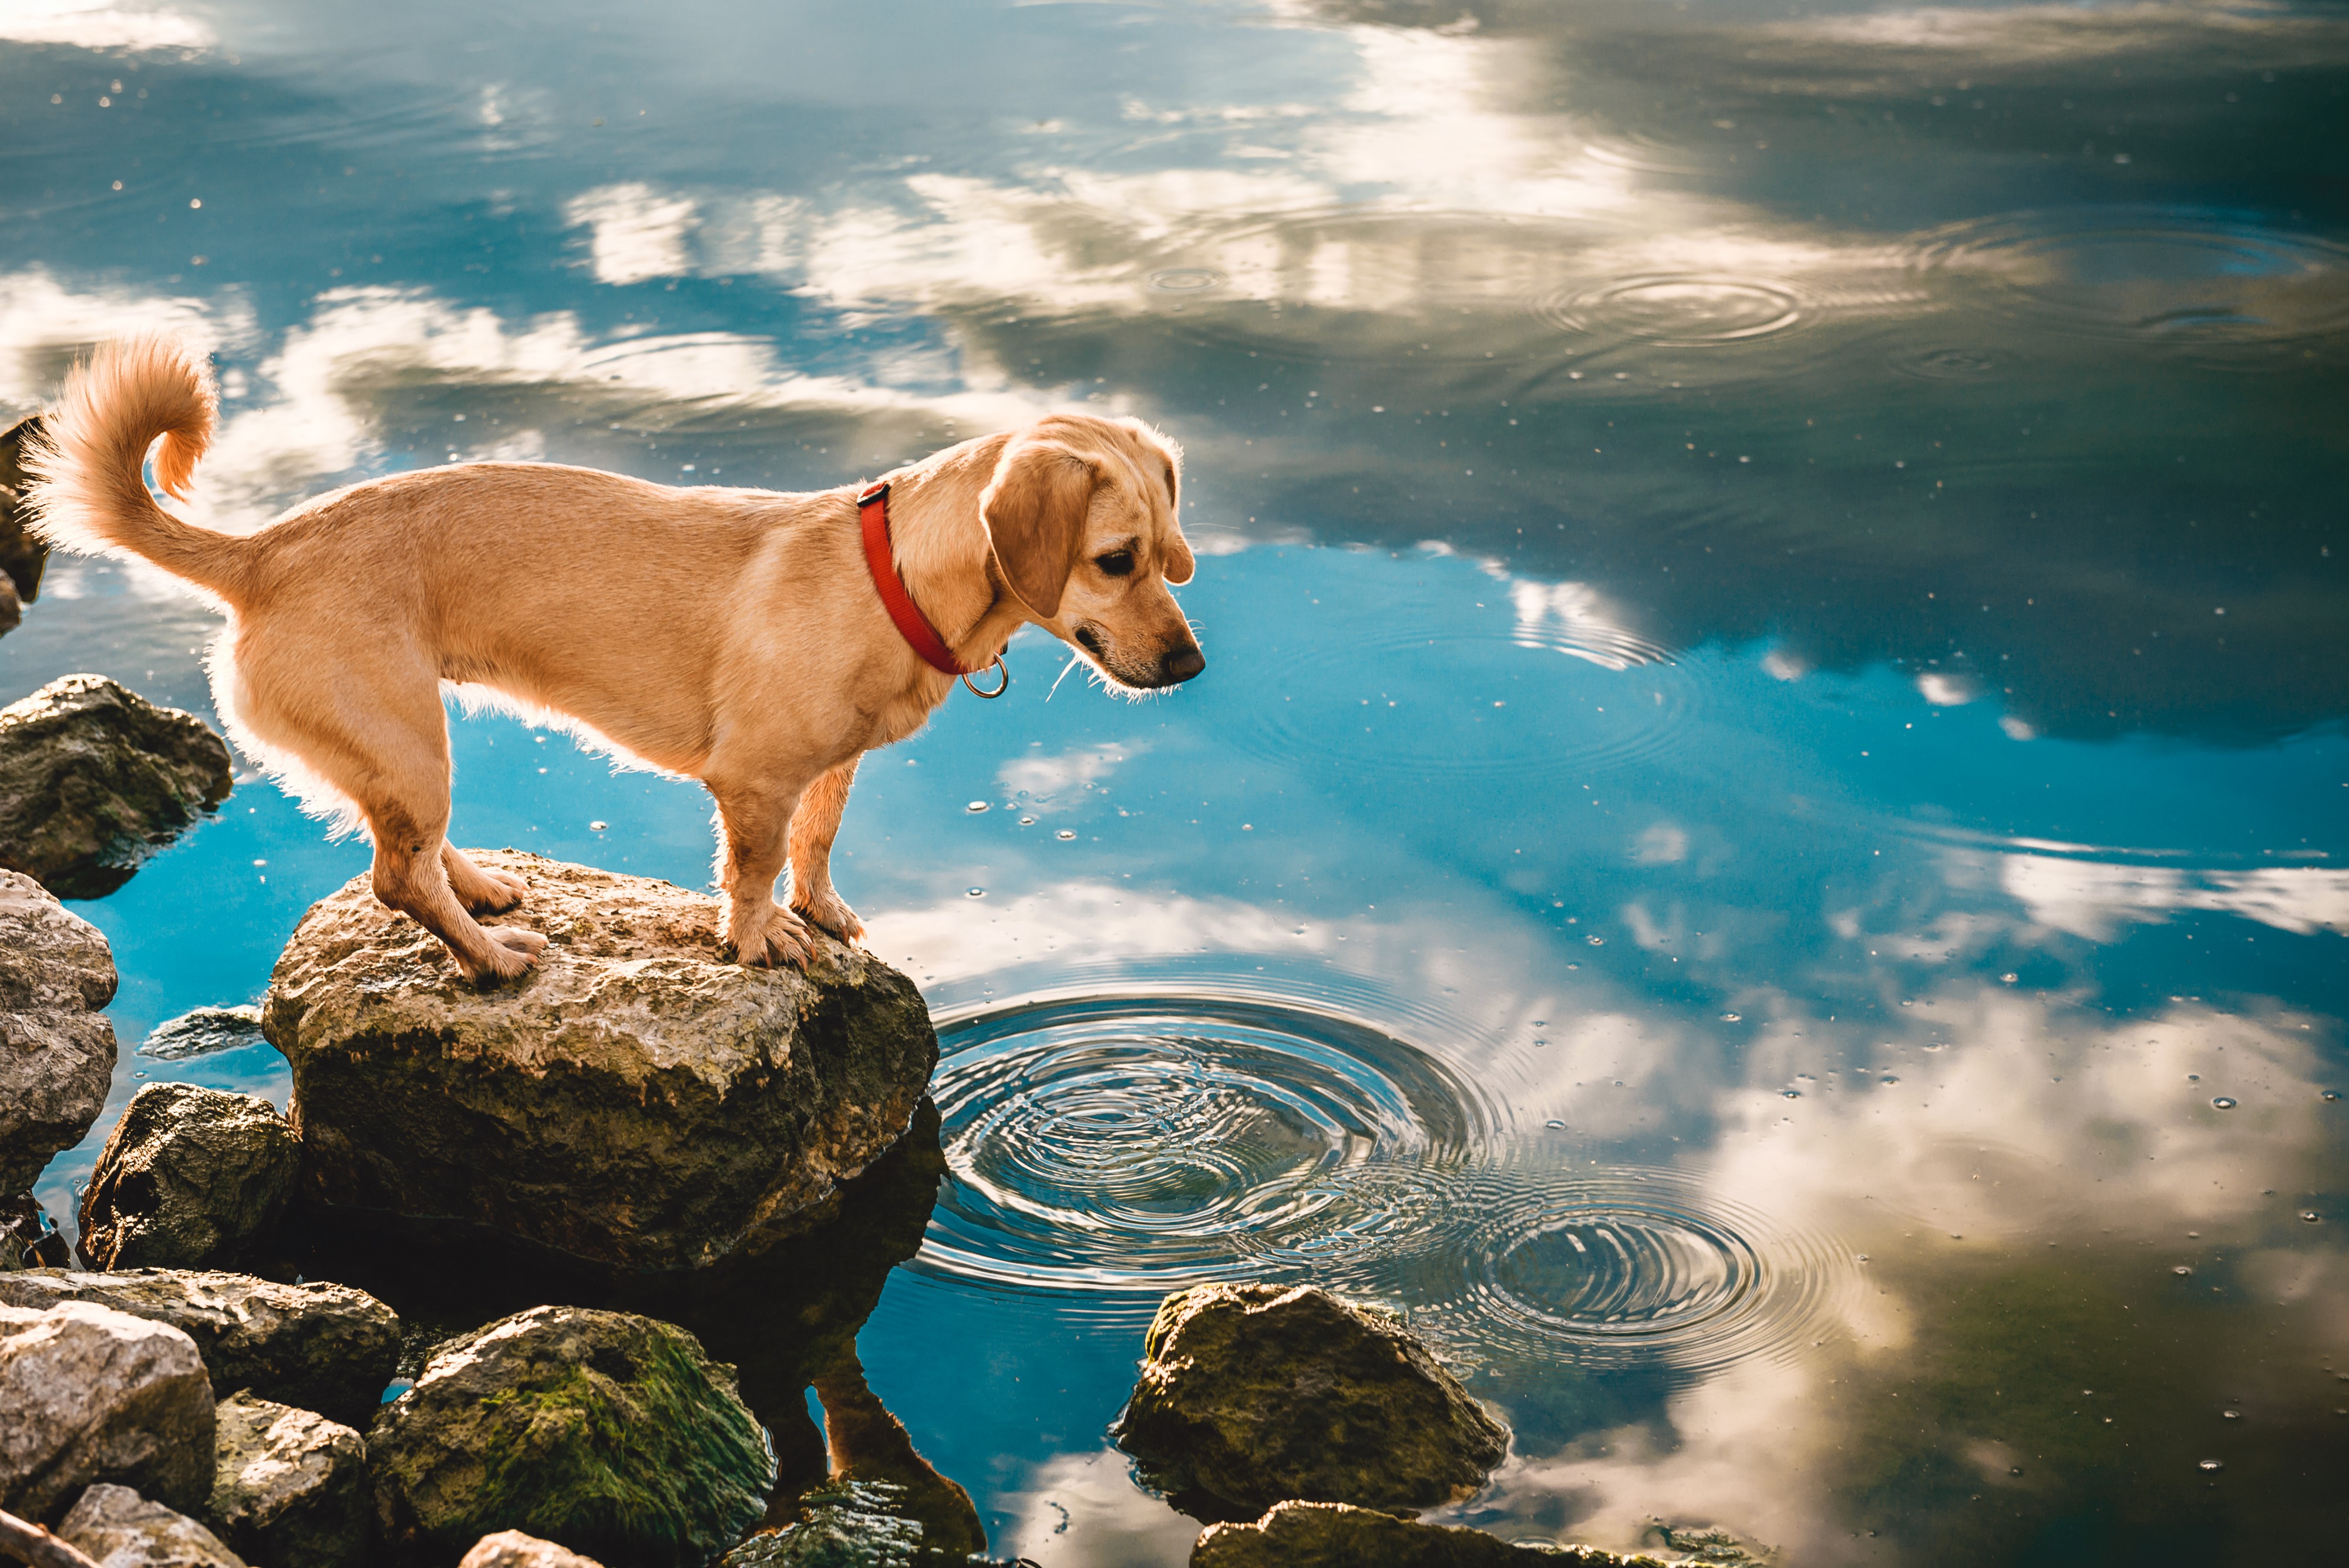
[1046,652,1086,701]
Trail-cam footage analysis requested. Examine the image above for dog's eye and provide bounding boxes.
[1095,550,1135,577]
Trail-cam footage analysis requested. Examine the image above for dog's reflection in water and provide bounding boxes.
[288,1102,980,1552]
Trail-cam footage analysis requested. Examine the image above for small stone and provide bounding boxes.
[1191,1500,1655,1567]
[721,1479,930,1566]
[0,869,118,1192]
[369,1304,773,1568]
[1116,1283,1510,1519]
[77,1084,299,1271]
[0,1302,215,1522]
[460,1533,609,1568]
[265,852,938,1272]
[207,1392,369,1568]
[0,674,233,898]
[58,1482,248,1567]
[0,414,50,608]
[0,1269,399,1431]
[1,1189,72,1270]
[139,1004,267,1062]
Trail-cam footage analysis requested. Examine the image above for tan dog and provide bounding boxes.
[26,338,1204,981]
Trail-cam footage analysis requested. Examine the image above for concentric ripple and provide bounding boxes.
[915,997,1499,1300]
[1387,1166,1860,1375]
[1911,210,2349,345]
[1536,274,1805,346]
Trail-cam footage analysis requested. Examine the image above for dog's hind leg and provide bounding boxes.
[235,642,546,982]
[786,757,864,944]
[709,778,817,968]
[442,844,526,913]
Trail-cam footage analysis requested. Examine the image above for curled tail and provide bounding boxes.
[22,337,248,598]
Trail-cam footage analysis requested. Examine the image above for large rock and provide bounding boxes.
[0,414,49,609]
[75,1084,300,1271]
[1191,1502,1658,1567]
[206,1392,369,1568]
[460,1533,609,1568]
[0,1302,215,1523]
[1,1189,71,1270]
[0,869,117,1192]
[1116,1284,1510,1520]
[0,675,234,899]
[369,1304,775,1568]
[0,1269,400,1431]
[264,852,938,1273]
[58,1483,248,1568]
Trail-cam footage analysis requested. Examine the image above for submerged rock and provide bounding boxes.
[1116,1283,1510,1520]
[1190,1501,1661,1567]
[460,1533,609,1568]
[0,1268,400,1431]
[1,1189,72,1270]
[140,1004,268,1062]
[0,869,117,1193]
[0,1301,215,1522]
[59,1482,248,1568]
[0,674,234,899]
[720,1480,934,1567]
[265,851,938,1272]
[0,414,49,610]
[369,1304,774,1568]
[207,1391,369,1568]
[76,1084,301,1271]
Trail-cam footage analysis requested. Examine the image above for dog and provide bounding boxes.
[25,338,1205,981]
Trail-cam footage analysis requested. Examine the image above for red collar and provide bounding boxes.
[858,482,1002,685]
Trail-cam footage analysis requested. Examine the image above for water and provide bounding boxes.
[4,2,2345,1562]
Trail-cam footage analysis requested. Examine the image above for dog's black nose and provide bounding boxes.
[1160,645,1206,685]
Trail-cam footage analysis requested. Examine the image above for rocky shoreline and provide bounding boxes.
[2,702,1670,1565]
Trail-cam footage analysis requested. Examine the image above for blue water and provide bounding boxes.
[5,2,2346,1563]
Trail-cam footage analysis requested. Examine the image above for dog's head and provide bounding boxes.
[980,413,1204,691]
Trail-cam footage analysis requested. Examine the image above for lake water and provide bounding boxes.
[4,1,2345,1562]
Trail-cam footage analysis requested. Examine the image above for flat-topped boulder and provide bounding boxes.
[263,852,938,1273]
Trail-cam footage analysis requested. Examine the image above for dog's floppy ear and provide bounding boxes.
[1156,447,1194,586]
[981,438,1096,618]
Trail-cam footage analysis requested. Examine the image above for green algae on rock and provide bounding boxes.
[264,851,938,1273]
[0,674,232,899]
[1191,1501,1666,1567]
[1116,1283,1510,1521]
[369,1305,774,1568]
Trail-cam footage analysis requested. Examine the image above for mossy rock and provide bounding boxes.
[370,1305,775,1567]
[1116,1283,1510,1520]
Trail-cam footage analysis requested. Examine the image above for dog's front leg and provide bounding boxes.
[709,779,817,968]
[786,756,864,944]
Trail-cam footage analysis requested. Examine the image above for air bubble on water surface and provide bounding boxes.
[2212,1096,2237,1109]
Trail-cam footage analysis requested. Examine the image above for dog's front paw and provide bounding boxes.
[457,926,548,984]
[723,900,815,969]
[792,889,866,946]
